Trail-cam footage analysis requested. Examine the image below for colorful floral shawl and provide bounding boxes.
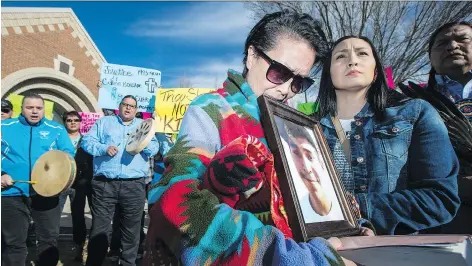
[143,70,344,266]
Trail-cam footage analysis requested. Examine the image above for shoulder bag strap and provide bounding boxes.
[330,116,351,164]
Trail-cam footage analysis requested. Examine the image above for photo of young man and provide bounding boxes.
[275,116,344,223]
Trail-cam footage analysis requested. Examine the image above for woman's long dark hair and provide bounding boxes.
[316,36,389,120]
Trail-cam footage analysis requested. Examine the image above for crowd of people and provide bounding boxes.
[1,9,471,266]
[1,95,172,266]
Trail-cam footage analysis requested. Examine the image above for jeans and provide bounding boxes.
[86,177,145,266]
[1,195,61,266]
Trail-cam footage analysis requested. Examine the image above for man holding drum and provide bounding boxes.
[82,95,160,266]
[1,93,76,266]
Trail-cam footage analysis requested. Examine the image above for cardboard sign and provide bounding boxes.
[8,93,54,120]
[154,88,214,133]
[98,63,161,113]
[78,112,103,134]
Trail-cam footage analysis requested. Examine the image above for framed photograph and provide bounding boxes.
[258,95,360,242]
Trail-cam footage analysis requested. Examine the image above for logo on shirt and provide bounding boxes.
[456,99,472,120]
[39,131,50,139]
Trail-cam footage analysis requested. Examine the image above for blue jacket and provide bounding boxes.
[320,97,460,235]
[1,115,75,197]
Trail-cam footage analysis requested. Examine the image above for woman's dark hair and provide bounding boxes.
[242,10,329,77]
[63,110,81,123]
[427,21,472,89]
[316,36,389,119]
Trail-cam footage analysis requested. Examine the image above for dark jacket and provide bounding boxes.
[421,80,472,234]
[72,137,93,188]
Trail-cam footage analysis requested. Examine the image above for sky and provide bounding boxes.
[1,1,258,88]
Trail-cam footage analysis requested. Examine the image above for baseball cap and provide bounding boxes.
[1,100,13,111]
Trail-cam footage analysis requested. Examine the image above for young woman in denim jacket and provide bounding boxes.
[315,36,461,235]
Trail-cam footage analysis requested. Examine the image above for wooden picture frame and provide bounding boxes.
[258,95,360,242]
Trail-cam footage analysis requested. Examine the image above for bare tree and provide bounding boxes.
[246,2,472,84]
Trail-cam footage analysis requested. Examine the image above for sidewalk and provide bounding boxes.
[27,198,150,266]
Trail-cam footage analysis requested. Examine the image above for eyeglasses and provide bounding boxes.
[253,46,314,94]
[66,119,81,123]
[1,108,12,113]
[120,103,137,109]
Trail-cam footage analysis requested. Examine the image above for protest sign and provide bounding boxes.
[8,93,54,120]
[98,63,161,113]
[78,112,103,134]
[154,88,214,133]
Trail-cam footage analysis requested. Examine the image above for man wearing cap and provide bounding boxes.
[1,93,75,266]
[1,99,13,120]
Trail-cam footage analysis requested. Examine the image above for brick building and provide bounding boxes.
[1,7,105,123]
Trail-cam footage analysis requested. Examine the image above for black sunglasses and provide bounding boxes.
[253,46,314,94]
[66,119,81,123]
[1,108,12,113]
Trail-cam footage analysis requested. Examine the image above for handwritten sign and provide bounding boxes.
[98,63,161,113]
[8,93,54,120]
[154,88,214,133]
[78,112,103,134]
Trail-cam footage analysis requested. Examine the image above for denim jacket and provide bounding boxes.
[319,97,460,235]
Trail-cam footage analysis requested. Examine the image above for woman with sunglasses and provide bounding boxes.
[144,10,356,266]
[315,36,460,235]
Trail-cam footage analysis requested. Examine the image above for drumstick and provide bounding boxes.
[13,180,37,184]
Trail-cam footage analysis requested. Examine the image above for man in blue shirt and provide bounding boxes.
[82,95,160,266]
[1,93,75,266]
[108,131,173,262]
[426,21,472,234]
